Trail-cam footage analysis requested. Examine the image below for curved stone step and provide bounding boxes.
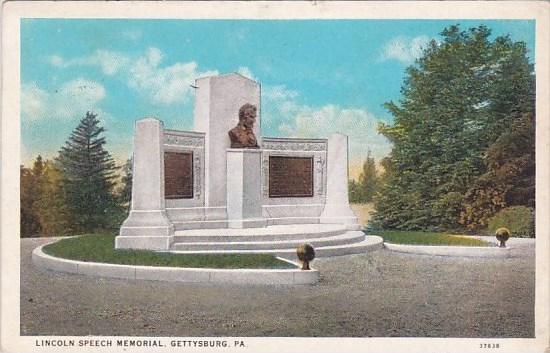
[165,236,383,259]
[171,231,364,251]
[173,224,347,243]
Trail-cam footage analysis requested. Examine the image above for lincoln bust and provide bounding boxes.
[228,103,259,148]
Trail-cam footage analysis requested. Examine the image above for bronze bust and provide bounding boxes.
[228,103,259,148]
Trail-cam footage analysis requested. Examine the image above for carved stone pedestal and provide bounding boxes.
[226,149,267,229]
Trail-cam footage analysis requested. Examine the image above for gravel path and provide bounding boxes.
[21,237,535,337]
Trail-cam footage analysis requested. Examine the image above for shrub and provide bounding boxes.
[487,206,535,238]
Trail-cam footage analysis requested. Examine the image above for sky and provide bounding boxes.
[20,19,535,178]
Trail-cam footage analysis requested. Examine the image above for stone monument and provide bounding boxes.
[117,72,366,257]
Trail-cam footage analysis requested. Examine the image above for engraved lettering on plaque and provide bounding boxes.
[269,156,314,198]
[164,152,193,199]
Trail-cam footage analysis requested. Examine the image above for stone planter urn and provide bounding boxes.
[495,227,511,248]
[297,244,315,270]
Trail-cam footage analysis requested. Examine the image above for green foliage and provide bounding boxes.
[43,235,295,269]
[56,112,122,233]
[370,230,488,246]
[349,151,379,203]
[34,161,72,236]
[460,113,535,230]
[372,24,535,231]
[20,156,45,237]
[20,113,133,237]
[348,179,363,203]
[359,151,378,202]
[487,206,535,238]
[119,158,133,212]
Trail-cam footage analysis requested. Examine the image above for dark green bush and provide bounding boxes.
[487,206,535,238]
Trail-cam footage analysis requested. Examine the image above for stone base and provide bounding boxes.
[118,210,175,250]
[115,235,174,250]
[228,218,268,229]
[319,203,360,230]
[121,210,173,230]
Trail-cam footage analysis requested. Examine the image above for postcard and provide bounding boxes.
[1,1,549,353]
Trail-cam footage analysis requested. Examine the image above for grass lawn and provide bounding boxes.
[42,235,296,269]
[368,230,489,246]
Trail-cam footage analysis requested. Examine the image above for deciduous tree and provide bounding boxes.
[372,25,535,231]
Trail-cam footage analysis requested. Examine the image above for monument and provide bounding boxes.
[117,73,372,258]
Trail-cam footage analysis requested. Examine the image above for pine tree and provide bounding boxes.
[119,158,133,212]
[358,150,378,202]
[56,112,119,233]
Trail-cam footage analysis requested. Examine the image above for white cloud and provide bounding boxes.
[262,85,392,170]
[263,85,298,101]
[121,29,142,41]
[49,54,64,67]
[21,79,106,121]
[381,35,431,64]
[277,104,391,163]
[48,50,128,75]
[49,47,218,106]
[236,66,256,81]
[128,47,218,105]
[21,82,48,121]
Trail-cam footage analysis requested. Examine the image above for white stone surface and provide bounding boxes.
[118,119,174,249]
[78,262,136,279]
[32,244,318,285]
[194,73,261,217]
[129,118,166,211]
[32,248,79,273]
[319,133,360,229]
[135,266,210,282]
[171,231,365,251]
[175,223,346,238]
[383,242,512,258]
[226,149,266,228]
[115,235,173,251]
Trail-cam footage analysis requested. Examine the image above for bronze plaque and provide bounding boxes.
[269,156,314,198]
[164,152,193,199]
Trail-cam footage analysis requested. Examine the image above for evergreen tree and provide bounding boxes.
[119,158,133,212]
[56,112,119,232]
[348,179,362,203]
[372,25,535,231]
[358,150,378,202]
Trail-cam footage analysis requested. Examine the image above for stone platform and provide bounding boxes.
[166,224,383,259]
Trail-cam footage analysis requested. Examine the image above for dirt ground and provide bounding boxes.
[20,237,535,337]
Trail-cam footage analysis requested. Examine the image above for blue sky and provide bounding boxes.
[20,19,535,178]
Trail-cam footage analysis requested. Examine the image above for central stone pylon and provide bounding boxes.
[194,73,261,222]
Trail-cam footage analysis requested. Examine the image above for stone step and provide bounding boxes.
[170,217,326,231]
[172,220,229,230]
[165,236,383,259]
[173,224,347,243]
[170,231,364,251]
